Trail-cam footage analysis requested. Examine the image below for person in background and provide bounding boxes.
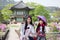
[36,16,47,40]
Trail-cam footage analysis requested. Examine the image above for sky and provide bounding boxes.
[14,0,60,8]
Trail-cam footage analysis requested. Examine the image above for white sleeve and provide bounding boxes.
[31,26,35,34]
[29,26,36,37]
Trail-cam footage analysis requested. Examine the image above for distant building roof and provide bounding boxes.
[11,1,34,10]
[45,6,60,13]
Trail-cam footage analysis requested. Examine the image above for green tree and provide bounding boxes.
[52,11,60,18]
[26,2,50,22]
[51,11,60,22]
[0,12,4,22]
[1,4,14,20]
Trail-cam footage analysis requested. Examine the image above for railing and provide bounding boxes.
[46,32,60,40]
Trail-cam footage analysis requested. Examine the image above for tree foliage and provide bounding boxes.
[52,11,60,18]
[0,12,4,22]
[1,4,14,20]
[26,2,50,22]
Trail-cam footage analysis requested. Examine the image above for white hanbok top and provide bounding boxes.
[7,23,21,40]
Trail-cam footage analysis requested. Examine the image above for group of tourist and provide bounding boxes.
[15,15,47,40]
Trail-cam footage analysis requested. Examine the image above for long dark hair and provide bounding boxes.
[36,19,46,32]
[25,16,33,30]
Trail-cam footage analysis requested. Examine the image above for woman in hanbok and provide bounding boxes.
[36,16,47,40]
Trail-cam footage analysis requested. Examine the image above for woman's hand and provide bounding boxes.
[34,33,38,37]
[29,32,37,37]
[38,31,40,33]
